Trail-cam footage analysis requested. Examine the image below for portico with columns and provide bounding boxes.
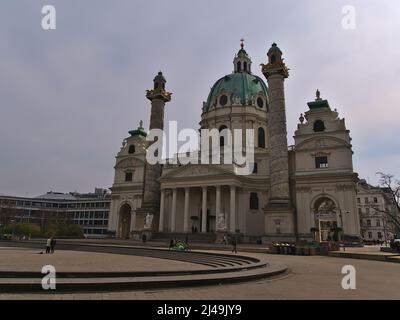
[157,164,267,238]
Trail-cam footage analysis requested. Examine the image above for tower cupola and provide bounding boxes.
[233,39,252,73]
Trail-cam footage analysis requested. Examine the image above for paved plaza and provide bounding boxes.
[0,247,206,272]
[0,244,399,300]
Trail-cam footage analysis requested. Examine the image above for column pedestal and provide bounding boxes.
[263,202,296,243]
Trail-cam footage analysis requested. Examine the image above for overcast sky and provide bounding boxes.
[1,0,399,197]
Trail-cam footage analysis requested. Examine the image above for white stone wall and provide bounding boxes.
[293,99,360,239]
[108,133,146,236]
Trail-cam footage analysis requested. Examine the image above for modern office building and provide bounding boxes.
[0,188,110,237]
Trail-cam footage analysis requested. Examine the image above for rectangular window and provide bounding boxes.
[377,232,382,239]
[250,192,259,210]
[367,219,371,227]
[366,207,370,214]
[374,197,378,203]
[357,198,360,203]
[125,172,133,182]
[365,197,369,203]
[358,208,362,215]
[376,219,381,227]
[252,163,258,174]
[368,232,372,239]
[315,156,328,169]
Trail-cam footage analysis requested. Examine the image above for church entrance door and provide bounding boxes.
[119,203,132,239]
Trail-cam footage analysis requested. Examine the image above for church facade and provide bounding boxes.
[107,42,361,243]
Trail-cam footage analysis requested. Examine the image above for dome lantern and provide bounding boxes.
[233,38,252,74]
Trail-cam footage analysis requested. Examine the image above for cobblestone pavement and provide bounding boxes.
[1,252,399,300]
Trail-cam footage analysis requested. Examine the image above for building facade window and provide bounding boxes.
[219,125,228,146]
[376,219,381,227]
[313,120,325,132]
[315,156,328,169]
[367,219,371,227]
[252,163,258,174]
[250,192,259,210]
[128,145,135,154]
[125,172,133,182]
[257,97,264,108]
[258,127,266,148]
[219,95,228,106]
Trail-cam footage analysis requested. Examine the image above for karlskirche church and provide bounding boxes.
[107,42,361,244]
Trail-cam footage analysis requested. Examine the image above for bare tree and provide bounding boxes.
[376,172,400,235]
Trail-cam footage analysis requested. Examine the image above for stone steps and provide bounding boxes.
[0,264,287,293]
[0,240,287,293]
[152,232,217,243]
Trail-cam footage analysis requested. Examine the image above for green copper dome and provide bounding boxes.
[203,72,269,112]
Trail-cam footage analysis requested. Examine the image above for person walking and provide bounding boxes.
[231,237,237,254]
[50,237,57,254]
[45,237,51,254]
[169,238,175,250]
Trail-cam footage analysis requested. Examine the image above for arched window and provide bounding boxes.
[258,127,266,148]
[237,61,241,72]
[219,125,228,147]
[271,55,276,64]
[154,82,159,89]
[128,145,135,154]
[250,192,259,210]
[257,97,264,108]
[313,120,325,132]
[243,61,247,72]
